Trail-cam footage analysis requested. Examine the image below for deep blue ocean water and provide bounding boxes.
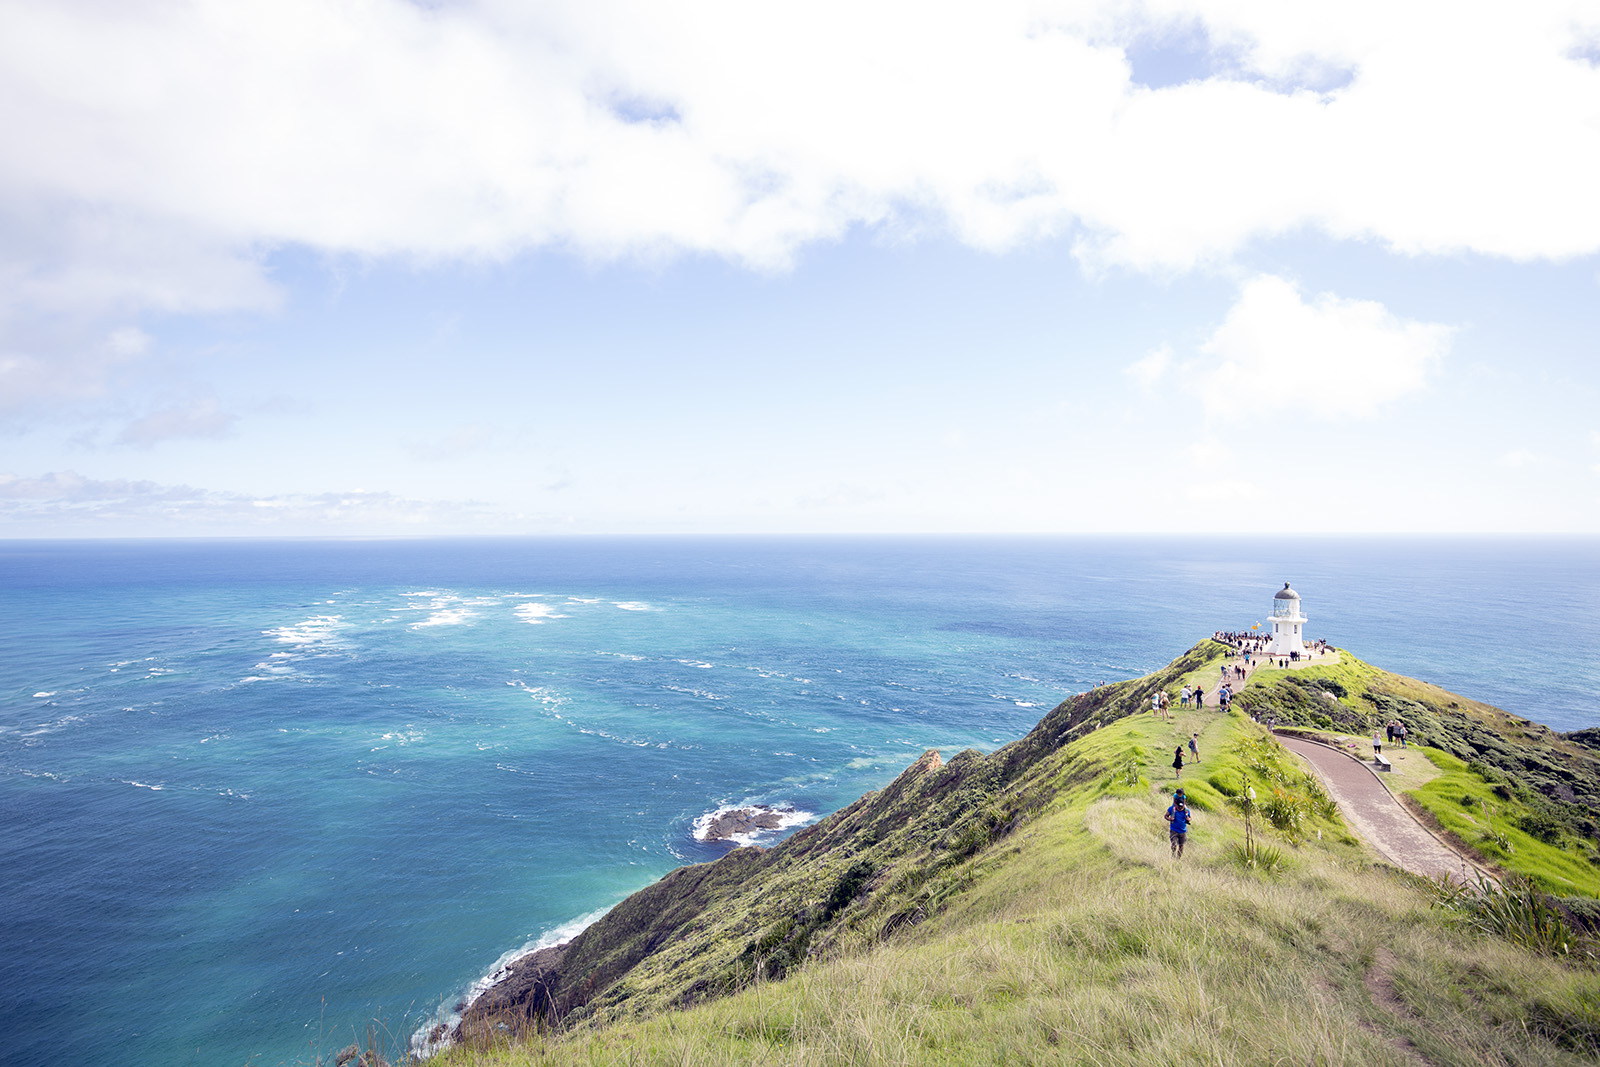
[2,536,1596,1066]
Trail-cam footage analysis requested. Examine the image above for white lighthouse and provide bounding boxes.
[1265,582,1307,657]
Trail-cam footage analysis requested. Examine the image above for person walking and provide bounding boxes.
[1166,793,1193,858]
[1188,733,1200,761]
[1172,746,1184,779]
[1372,731,1383,759]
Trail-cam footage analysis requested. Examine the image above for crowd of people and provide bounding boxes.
[1214,630,1268,652]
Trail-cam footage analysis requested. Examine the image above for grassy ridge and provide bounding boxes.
[416,642,1600,1066]
[1229,651,1600,898]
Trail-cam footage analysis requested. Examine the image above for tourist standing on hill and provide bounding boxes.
[1166,794,1192,857]
[1188,733,1199,761]
[1172,746,1184,778]
[1397,722,1408,747]
[1372,731,1383,758]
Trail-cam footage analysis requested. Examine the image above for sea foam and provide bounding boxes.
[514,603,568,624]
[411,906,612,1060]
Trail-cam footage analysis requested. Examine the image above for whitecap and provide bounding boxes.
[514,603,568,624]
[32,692,55,698]
[613,601,651,611]
[264,615,345,646]
[378,730,424,745]
[412,608,475,629]
[512,682,566,706]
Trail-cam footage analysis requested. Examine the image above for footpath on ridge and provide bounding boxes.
[1276,732,1480,883]
[1191,646,1484,884]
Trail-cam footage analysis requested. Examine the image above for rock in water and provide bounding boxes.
[700,805,793,842]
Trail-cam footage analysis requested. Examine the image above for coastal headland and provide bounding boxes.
[434,639,1600,1065]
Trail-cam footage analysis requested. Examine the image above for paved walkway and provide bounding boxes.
[1276,733,1483,883]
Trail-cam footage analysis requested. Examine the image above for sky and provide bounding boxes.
[2,0,1599,537]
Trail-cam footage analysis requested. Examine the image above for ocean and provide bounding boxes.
[2,536,1595,1066]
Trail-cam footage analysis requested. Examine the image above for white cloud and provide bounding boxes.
[0,325,152,413]
[1127,344,1173,390]
[1184,437,1235,467]
[0,0,1596,322]
[1196,274,1452,419]
[1497,448,1539,469]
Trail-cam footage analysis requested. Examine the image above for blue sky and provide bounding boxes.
[2,0,1598,536]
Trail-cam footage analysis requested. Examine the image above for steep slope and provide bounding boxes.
[441,641,1600,1065]
[457,642,1225,1039]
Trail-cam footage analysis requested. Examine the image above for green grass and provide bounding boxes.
[1229,648,1600,899]
[417,658,1600,1067]
[1406,749,1600,897]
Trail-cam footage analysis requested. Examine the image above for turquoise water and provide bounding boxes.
[1,536,1595,1066]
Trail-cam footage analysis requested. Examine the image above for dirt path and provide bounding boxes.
[1276,733,1481,883]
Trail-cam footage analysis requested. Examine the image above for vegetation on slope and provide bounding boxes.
[1229,651,1600,898]
[372,640,1600,1066]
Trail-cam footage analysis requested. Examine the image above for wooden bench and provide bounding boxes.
[1373,753,1392,772]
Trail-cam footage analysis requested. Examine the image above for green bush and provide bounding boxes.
[1428,873,1589,958]
[823,861,876,920]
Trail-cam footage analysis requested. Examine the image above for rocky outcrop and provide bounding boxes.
[699,805,794,842]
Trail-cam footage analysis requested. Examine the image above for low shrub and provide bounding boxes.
[1427,873,1591,959]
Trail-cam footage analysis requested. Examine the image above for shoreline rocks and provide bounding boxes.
[698,805,796,842]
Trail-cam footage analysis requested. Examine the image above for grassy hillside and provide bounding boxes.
[1230,650,1600,898]
[398,641,1600,1067]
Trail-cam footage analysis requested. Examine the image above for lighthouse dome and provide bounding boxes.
[1274,583,1298,600]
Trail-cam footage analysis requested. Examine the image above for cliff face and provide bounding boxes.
[457,642,1223,1041]
[455,640,1600,1044]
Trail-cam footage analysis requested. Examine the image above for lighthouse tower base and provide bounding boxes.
[1266,615,1306,656]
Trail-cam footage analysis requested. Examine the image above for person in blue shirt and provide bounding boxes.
[1165,792,1193,858]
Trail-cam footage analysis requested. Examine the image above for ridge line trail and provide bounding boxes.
[1187,645,1472,882]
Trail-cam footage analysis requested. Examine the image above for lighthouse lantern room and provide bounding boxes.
[1265,582,1307,657]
